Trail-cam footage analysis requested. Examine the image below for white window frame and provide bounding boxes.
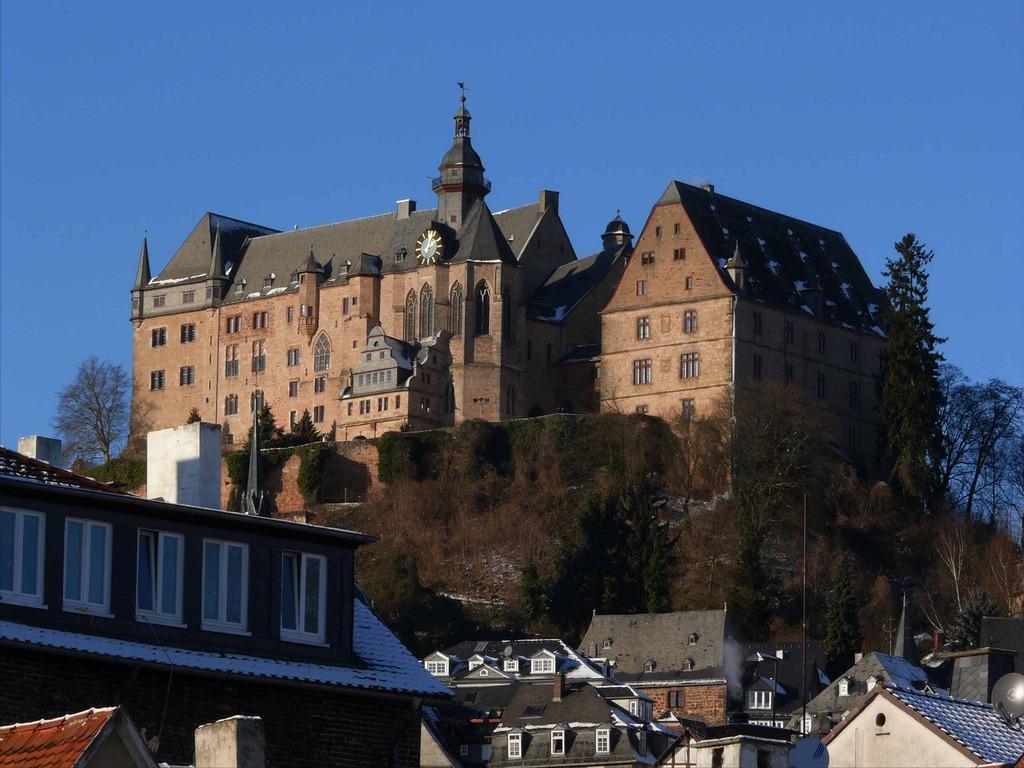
[425,659,449,676]
[629,699,639,715]
[135,529,184,626]
[531,655,555,674]
[504,658,519,672]
[596,728,611,754]
[201,539,249,634]
[468,655,483,670]
[838,679,850,697]
[63,518,112,616]
[280,551,327,645]
[551,729,565,755]
[750,690,772,709]
[508,732,522,759]
[0,508,45,608]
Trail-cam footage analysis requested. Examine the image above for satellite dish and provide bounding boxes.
[992,673,1024,723]
[788,735,828,767]
[503,645,513,658]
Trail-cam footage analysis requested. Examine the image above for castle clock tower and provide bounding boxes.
[433,91,490,231]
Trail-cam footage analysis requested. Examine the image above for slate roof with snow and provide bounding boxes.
[796,651,939,727]
[441,638,607,681]
[528,242,629,323]
[660,181,886,335]
[0,446,124,494]
[0,598,451,699]
[888,686,1024,765]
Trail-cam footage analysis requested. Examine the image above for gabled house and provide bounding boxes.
[0,446,450,767]
[490,674,673,767]
[426,638,609,687]
[654,722,794,768]
[579,611,738,724]
[741,642,828,727]
[823,685,1024,768]
[791,652,941,733]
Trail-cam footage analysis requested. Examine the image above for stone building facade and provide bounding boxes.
[601,181,886,472]
[130,99,623,442]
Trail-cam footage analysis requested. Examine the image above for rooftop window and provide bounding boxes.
[281,551,326,645]
[0,509,44,607]
[136,530,183,626]
[596,728,610,755]
[202,539,248,634]
[64,518,111,616]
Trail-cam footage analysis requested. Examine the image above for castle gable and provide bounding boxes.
[668,181,886,333]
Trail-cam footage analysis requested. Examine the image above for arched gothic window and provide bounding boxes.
[405,291,417,341]
[449,283,464,336]
[313,334,331,372]
[502,287,513,344]
[420,285,434,338]
[474,282,490,336]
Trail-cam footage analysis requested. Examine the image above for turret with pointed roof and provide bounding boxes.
[297,246,321,341]
[726,240,749,290]
[206,226,228,306]
[130,235,151,322]
[241,405,266,516]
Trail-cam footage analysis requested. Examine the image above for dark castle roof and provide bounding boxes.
[148,201,537,305]
[528,242,630,323]
[661,181,885,334]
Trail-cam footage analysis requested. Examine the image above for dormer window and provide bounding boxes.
[468,655,483,671]
[688,632,699,645]
[551,729,565,756]
[531,655,555,674]
[838,678,850,697]
[263,274,274,289]
[425,658,449,676]
[504,659,519,672]
[508,732,522,759]
[644,659,656,673]
[866,676,878,692]
[629,699,639,715]
[750,690,772,710]
[684,658,695,671]
[289,270,299,284]
[595,727,611,755]
[603,638,612,650]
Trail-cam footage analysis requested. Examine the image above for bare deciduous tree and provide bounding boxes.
[53,357,131,465]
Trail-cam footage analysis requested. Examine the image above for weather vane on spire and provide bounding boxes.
[457,81,468,104]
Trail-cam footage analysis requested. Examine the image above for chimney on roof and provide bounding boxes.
[396,199,417,220]
[195,715,265,768]
[147,422,222,509]
[17,436,62,466]
[701,183,715,193]
[552,671,565,702]
[539,189,559,214]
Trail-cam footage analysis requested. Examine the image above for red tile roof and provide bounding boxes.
[0,707,117,767]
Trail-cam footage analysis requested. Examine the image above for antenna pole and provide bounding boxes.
[801,492,808,734]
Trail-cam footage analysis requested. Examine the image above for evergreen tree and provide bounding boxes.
[519,564,548,625]
[726,526,772,640]
[825,556,861,671]
[291,409,321,443]
[880,234,945,513]
[186,407,201,424]
[948,590,1001,650]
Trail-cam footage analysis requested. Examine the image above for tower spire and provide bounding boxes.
[241,404,266,516]
[893,583,918,664]
[434,85,489,229]
[134,234,151,290]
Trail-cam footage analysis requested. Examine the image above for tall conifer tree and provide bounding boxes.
[825,556,861,671]
[880,234,945,513]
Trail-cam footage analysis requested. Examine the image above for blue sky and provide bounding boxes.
[1,1,1021,450]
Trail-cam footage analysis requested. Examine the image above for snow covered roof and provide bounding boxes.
[0,599,451,699]
[886,685,1024,765]
[823,685,1024,766]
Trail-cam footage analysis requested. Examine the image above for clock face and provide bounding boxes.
[416,229,443,265]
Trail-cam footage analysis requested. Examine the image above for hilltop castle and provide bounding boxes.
[131,97,884,470]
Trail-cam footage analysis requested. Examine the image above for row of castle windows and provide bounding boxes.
[635,310,699,340]
[403,281,507,342]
